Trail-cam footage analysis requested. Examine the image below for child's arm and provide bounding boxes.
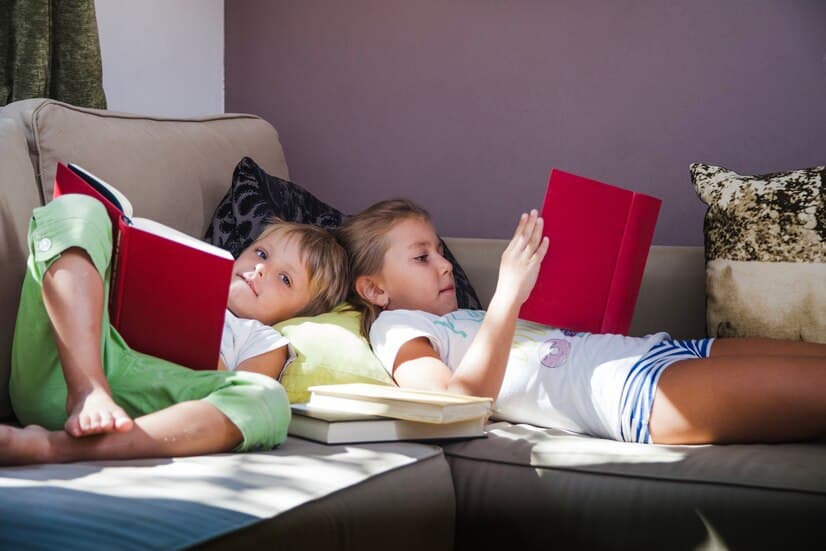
[234,346,289,379]
[393,211,548,399]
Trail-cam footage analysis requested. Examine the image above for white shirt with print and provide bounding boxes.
[370,308,669,440]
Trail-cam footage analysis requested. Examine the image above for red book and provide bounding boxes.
[519,169,661,335]
[53,162,233,370]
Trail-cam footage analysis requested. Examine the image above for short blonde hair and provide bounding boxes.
[256,219,349,318]
[335,199,432,336]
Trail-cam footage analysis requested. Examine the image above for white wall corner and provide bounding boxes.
[95,0,225,117]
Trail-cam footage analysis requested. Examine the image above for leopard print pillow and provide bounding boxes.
[205,157,482,310]
[691,163,825,342]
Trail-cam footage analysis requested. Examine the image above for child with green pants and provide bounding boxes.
[2,193,348,464]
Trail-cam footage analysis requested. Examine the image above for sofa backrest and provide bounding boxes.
[444,238,706,340]
[0,99,290,420]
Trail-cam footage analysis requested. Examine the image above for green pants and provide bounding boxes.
[10,194,290,451]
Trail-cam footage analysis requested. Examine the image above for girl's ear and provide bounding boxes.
[355,275,389,308]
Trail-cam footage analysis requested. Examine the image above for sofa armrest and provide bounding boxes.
[0,116,43,420]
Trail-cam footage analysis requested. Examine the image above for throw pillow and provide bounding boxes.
[691,163,825,342]
[205,156,482,309]
[275,304,394,403]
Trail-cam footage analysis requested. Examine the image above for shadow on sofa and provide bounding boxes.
[444,423,826,550]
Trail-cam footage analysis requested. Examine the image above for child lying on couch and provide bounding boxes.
[1,194,348,465]
[337,199,826,445]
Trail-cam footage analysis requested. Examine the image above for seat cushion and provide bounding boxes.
[0,437,455,551]
[443,422,826,550]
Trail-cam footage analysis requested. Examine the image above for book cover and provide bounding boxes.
[519,169,661,335]
[307,383,492,424]
[288,403,487,444]
[53,162,234,370]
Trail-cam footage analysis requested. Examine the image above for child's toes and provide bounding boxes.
[64,416,82,437]
[113,411,134,432]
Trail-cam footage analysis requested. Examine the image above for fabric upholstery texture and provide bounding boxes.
[205,156,482,309]
[444,422,826,549]
[0,438,454,551]
[691,163,825,342]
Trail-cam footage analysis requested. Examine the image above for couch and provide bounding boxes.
[1,99,823,550]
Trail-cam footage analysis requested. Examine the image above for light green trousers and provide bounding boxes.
[10,194,290,451]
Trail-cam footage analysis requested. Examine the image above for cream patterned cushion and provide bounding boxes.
[691,163,825,342]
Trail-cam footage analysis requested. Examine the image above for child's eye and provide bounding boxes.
[279,274,292,287]
[414,254,428,263]
[255,249,268,260]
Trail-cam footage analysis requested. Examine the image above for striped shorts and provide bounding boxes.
[619,339,714,444]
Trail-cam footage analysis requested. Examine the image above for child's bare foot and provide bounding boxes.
[65,388,134,437]
[0,424,53,465]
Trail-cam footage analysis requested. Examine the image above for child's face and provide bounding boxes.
[227,232,312,325]
[374,217,458,315]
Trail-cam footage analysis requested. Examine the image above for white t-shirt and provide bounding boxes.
[370,308,669,440]
[220,310,291,371]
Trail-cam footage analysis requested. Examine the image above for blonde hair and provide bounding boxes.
[335,199,432,337]
[255,220,349,318]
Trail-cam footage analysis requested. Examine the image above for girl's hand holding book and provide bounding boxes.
[495,210,549,307]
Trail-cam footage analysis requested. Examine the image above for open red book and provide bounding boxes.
[519,169,661,335]
[53,162,233,370]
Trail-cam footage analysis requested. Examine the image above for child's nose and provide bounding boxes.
[246,263,265,279]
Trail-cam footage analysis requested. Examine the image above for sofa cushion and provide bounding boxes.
[205,156,482,310]
[275,304,394,403]
[0,116,43,421]
[0,438,455,550]
[691,163,825,342]
[443,422,826,548]
[1,99,289,239]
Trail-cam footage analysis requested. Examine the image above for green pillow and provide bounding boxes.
[274,303,394,403]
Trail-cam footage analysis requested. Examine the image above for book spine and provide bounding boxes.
[601,194,661,335]
[108,217,131,329]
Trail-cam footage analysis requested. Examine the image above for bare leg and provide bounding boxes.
[42,248,133,437]
[649,356,826,444]
[0,400,242,465]
[710,337,826,358]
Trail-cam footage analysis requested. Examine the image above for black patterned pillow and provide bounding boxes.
[205,157,343,257]
[691,163,825,343]
[205,157,482,309]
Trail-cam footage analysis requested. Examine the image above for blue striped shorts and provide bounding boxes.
[619,338,714,444]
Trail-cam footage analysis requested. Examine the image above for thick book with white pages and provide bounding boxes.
[306,383,493,424]
[288,403,488,444]
[52,162,233,370]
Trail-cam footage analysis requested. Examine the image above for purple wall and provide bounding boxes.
[225,1,826,244]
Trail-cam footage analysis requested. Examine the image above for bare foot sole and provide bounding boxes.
[65,388,134,437]
[0,424,53,465]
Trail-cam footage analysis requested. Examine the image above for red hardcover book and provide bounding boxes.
[519,169,661,335]
[52,162,233,370]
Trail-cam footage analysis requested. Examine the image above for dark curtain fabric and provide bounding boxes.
[0,0,106,108]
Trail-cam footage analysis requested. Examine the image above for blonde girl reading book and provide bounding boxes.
[1,194,348,465]
[336,199,826,445]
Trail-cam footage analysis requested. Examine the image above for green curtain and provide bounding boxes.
[0,0,106,108]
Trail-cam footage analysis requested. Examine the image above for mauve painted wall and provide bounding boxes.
[225,1,826,245]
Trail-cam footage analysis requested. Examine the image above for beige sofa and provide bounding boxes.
[1,99,823,550]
